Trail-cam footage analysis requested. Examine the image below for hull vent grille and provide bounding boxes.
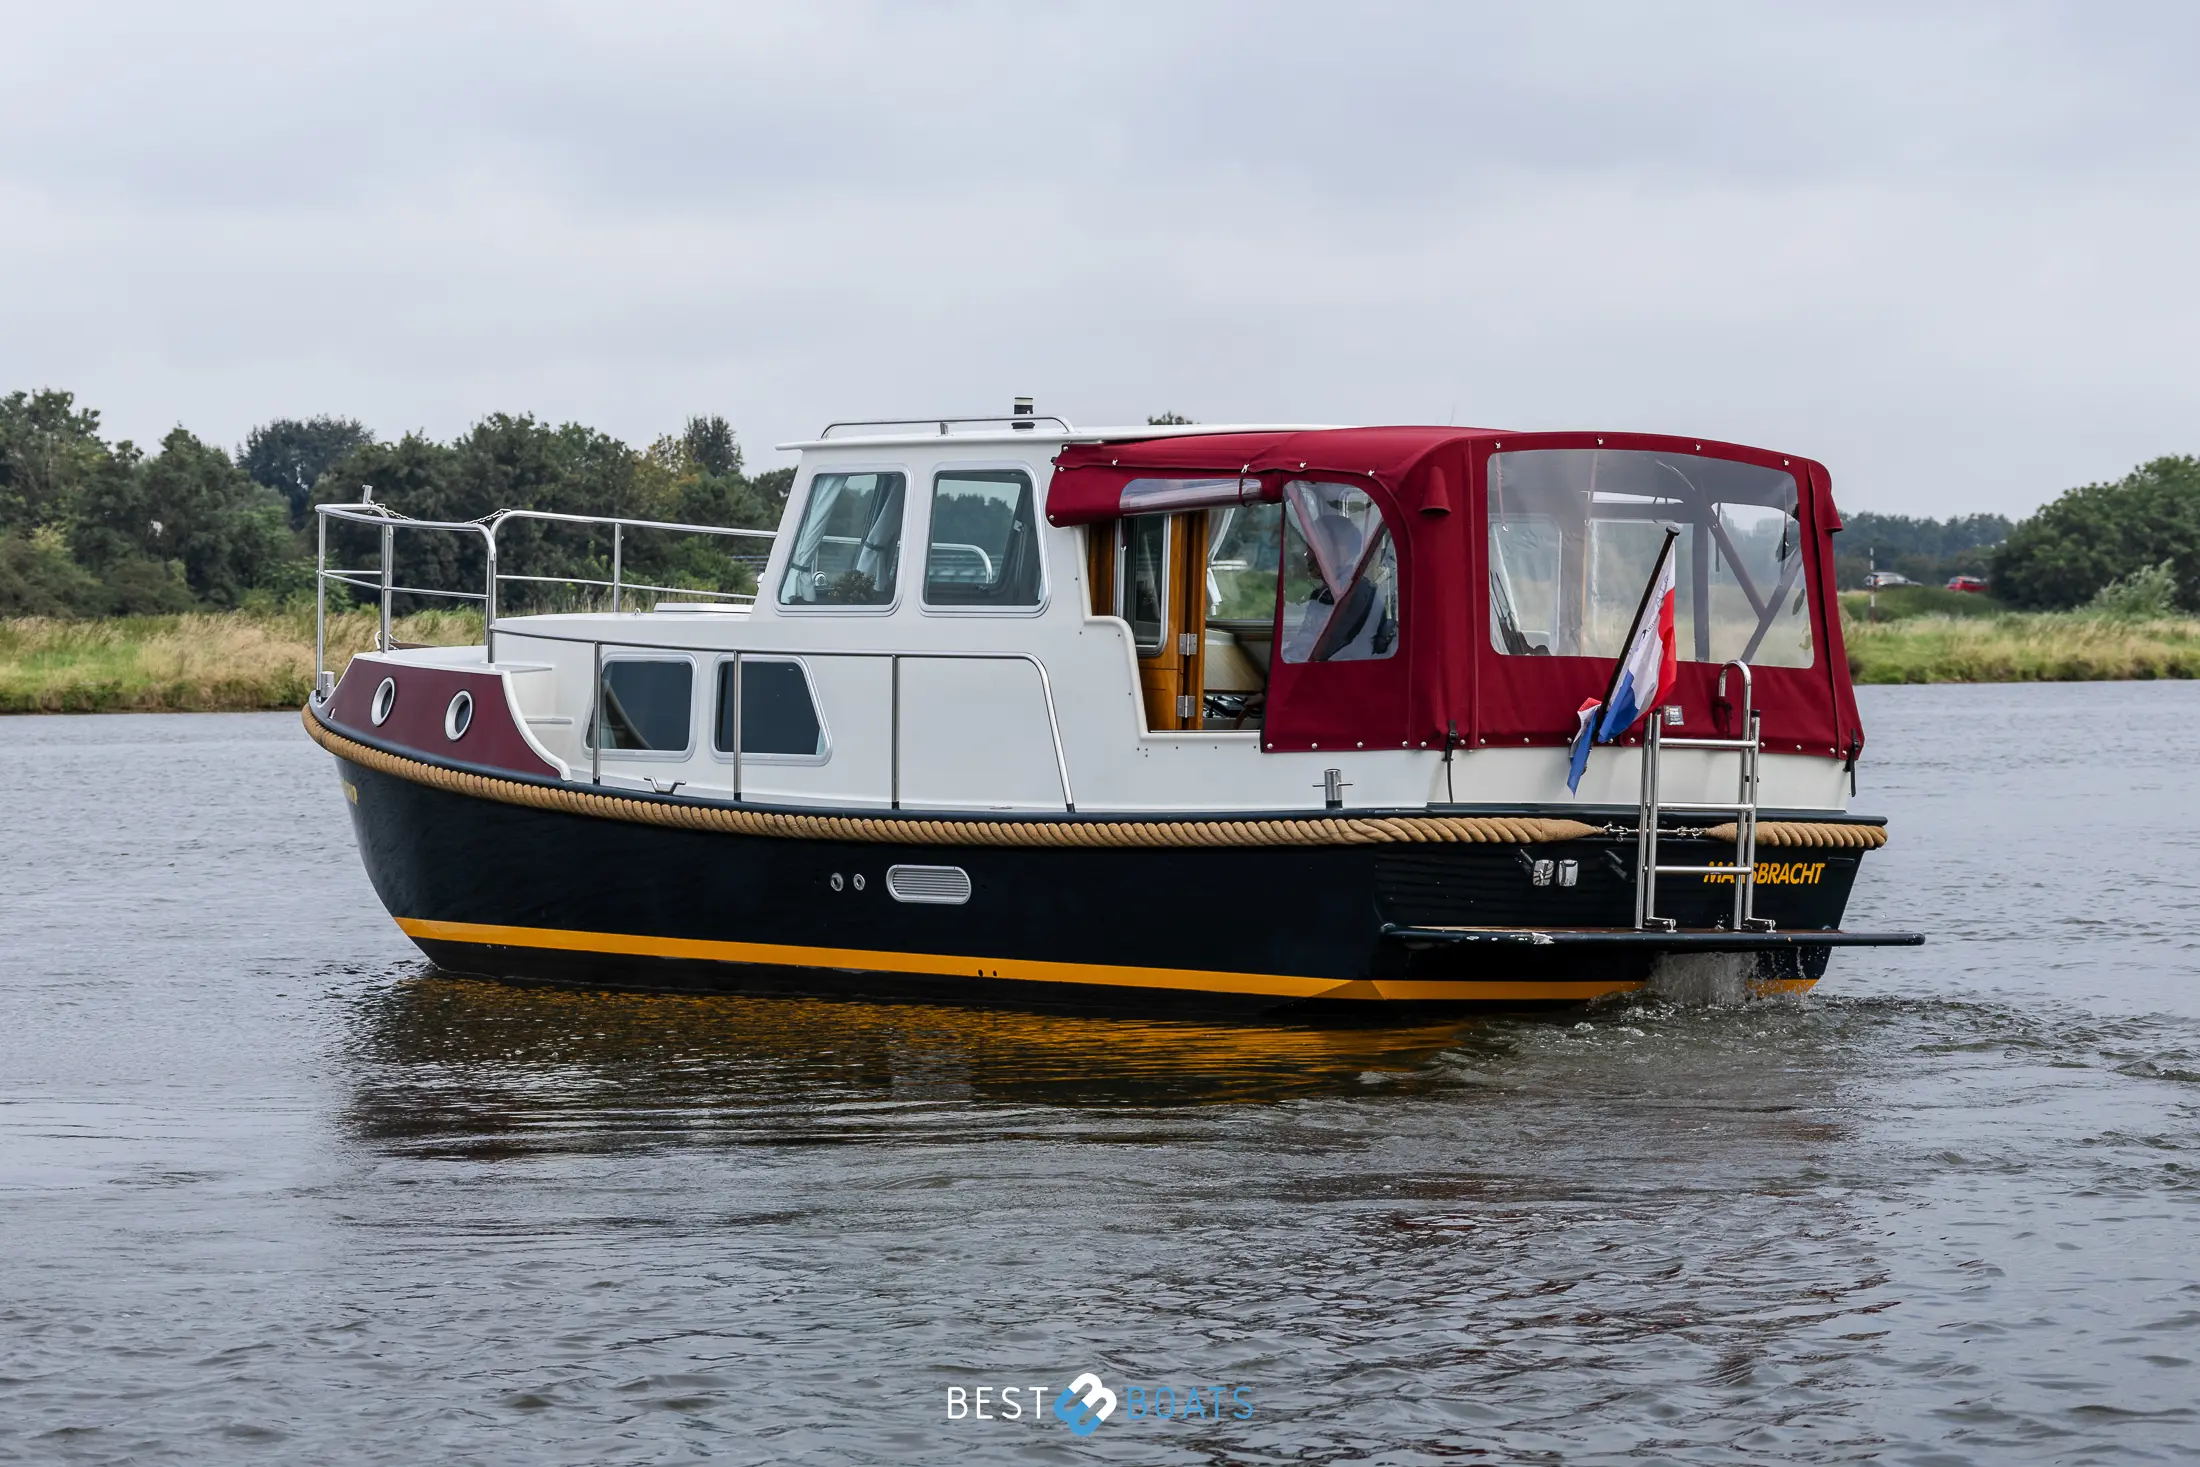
[886,864,973,905]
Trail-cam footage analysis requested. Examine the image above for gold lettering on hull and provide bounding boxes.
[1702,860,1826,886]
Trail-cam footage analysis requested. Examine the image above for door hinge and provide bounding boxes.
[1179,631,1200,657]
[1177,694,1197,720]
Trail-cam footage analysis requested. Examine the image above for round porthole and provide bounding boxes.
[370,677,397,726]
[444,690,473,742]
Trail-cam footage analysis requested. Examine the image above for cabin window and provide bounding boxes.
[1207,502,1282,620]
[779,471,907,607]
[923,470,1042,608]
[1203,502,1283,725]
[589,659,694,752]
[714,658,826,758]
[1119,515,1170,652]
[1487,449,1814,667]
[1278,481,1399,663]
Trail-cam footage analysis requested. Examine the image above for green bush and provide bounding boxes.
[1991,456,2200,610]
[71,427,299,607]
[2088,559,2179,618]
[0,530,109,615]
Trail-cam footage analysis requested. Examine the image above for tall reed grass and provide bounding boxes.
[0,609,483,713]
[1843,610,2200,683]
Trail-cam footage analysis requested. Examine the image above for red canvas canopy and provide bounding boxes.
[1050,427,1862,767]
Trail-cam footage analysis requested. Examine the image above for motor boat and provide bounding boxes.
[305,407,1919,1014]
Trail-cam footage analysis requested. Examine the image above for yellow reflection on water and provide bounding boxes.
[346,972,1477,1125]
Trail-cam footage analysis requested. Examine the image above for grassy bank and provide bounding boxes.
[0,608,482,713]
[1843,610,2200,682]
[5,597,2200,712]
[1837,586,2200,682]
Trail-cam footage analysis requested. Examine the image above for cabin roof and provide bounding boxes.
[1051,426,1512,489]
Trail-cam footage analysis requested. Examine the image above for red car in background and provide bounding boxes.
[1945,575,1989,593]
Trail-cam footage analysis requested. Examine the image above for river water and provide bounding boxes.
[1,684,2195,1465]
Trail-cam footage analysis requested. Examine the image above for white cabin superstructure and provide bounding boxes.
[384,422,1849,815]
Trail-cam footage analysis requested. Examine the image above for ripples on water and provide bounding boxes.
[1,686,2197,1464]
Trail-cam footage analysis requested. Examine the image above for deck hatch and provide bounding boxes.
[886,864,973,905]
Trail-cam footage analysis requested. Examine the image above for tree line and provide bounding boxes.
[1832,510,2012,590]
[1840,457,2200,611]
[3,387,2192,617]
[0,389,791,617]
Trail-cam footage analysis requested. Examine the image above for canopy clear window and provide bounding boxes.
[1279,481,1398,664]
[1206,502,1282,621]
[779,472,906,606]
[1487,450,1814,668]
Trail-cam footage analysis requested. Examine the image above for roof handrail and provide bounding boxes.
[816,414,1074,439]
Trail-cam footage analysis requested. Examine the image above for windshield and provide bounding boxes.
[1487,449,1814,668]
[778,472,906,606]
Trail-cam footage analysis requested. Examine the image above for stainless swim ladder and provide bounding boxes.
[1635,661,1764,931]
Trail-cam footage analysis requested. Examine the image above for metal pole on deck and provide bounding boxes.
[314,511,328,696]
[1733,723,1749,932]
[1636,714,1663,930]
[1740,710,1762,927]
[590,641,603,786]
[729,650,742,801]
[378,522,394,652]
[611,524,623,613]
[483,533,498,663]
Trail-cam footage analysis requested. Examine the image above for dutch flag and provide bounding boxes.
[1568,528,1680,794]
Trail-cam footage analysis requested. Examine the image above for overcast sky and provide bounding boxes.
[4,2,2195,517]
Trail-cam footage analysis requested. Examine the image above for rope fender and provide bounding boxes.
[302,705,1884,852]
[1703,820,1887,849]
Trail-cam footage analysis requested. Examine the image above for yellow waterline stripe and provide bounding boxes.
[395,917,1648,1002]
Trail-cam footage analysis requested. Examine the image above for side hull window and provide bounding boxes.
[715,659,827,760]
[590,659,694,753]
[779,471,907,607]
[924,470,1041,608]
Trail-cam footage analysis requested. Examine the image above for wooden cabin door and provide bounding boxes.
[1089,512,1208,730]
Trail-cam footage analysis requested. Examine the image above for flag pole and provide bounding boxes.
[1596,527,1680,719]
[1568,524,1683,795]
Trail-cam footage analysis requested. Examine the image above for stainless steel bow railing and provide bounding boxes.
[312,502,775,696]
